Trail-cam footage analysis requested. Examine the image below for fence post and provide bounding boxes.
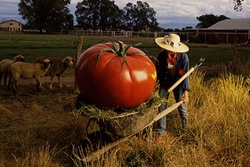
[75,35,83,94]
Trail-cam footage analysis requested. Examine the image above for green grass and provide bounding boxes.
[0,33,250,64]
[0,34,79,62]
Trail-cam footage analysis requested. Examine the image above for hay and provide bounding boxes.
[75,92,163,137]
[75,93,162,137]
[76,93,161,120]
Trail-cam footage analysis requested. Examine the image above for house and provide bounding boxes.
[208,18,250,30]
[0,19,23,31]
[185,18,250,44]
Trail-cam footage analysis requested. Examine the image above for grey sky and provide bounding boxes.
[1,0,250,29]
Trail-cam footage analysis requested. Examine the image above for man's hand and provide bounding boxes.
[182,90,189,103]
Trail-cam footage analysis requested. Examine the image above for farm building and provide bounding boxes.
[0,20,23,31]
[185,18,250,44]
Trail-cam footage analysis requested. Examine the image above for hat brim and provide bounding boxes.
[155,37,189,53]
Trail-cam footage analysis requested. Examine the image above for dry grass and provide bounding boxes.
[71,70,250,167]
[0,70,250,166]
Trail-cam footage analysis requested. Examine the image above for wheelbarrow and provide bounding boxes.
[74,57,205,163]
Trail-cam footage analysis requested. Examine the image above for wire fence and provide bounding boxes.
[64,30,167,38]
[64,30,250,45]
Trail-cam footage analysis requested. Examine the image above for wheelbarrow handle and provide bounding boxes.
[162,57,205,97]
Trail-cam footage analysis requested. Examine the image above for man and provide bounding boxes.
[154,33,190,144]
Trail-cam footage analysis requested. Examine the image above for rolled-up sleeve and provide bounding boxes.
[178,53,190,92]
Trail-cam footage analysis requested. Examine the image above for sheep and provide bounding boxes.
[0,55,25,86]
[8,59,51,92]
[33,56,74,89]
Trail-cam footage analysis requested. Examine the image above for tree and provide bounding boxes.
[75,0,158,31]
[18,0,73,33]
[234,0,244,11]
[75,0,122,30]
[196,14,230,28]
[64,14,74,30]
[123,1,158,31]
[99,0,123,30]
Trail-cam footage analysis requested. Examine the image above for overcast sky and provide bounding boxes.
[1,0,250,29]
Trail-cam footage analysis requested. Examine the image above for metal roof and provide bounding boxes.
[208,18,250,30]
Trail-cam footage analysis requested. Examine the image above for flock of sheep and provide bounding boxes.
[0,55,74,93]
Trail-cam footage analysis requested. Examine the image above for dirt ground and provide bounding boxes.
[0,67,82,126]
[0,67,93,165]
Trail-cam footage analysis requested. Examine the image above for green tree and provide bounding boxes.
[196,14,230,28]
[234,0,244,11]
[99,0,123,30]
[64,14,74,30]
[123,1,158,31]
[18,0,73,33]
[75,0,122,30]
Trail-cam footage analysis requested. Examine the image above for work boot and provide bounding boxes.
[154,135,164,144]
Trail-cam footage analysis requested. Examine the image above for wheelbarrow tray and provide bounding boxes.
[77,94,161,138]
[98,103,159,137]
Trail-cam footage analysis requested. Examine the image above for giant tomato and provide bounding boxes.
[75,41,157,109]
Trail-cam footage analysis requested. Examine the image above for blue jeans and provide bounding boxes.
[157,85,188,135]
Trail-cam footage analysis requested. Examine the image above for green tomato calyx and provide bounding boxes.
[96,41,145,74]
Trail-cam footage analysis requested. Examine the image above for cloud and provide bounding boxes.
[0,1,22,22]
[2,0,250,29]
[0,1,18,14]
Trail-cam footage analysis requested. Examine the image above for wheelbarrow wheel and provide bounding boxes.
[80,130,114,155]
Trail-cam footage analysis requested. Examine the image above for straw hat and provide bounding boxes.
[155,33,189,52]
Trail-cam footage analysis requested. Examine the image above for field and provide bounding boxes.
[0,33,250,166]
[1,33,250,62]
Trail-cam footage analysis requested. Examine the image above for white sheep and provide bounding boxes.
[0,55,25,86]
[33,56,74,89]
[8,58,51,92]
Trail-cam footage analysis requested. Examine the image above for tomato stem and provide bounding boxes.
[96,41,140,74]
[118,41,131,56]
[117,41,132,73]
